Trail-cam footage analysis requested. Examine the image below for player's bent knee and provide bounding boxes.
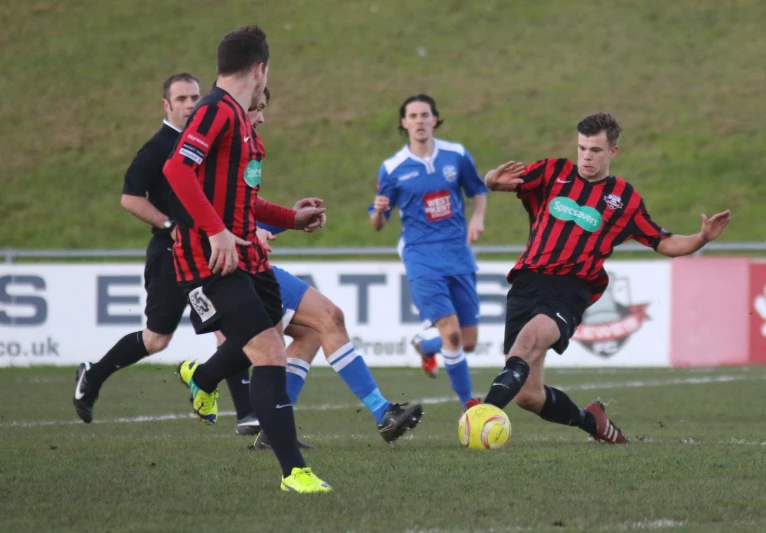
[510,331,538,359]
[329,304,345,327]
[445,330,461,348]
[322,304,346,331]
[463,340,477,353]
[143,330,172,354]
[243,327,286,366]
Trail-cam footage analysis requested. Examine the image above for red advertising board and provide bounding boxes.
[748,262,766,364]
[670,257,751,367]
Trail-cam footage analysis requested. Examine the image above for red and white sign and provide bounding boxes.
[670,257,751,367]
[423,190,452,221]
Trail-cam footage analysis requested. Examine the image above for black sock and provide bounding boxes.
[192,340,251,393]
[226,368,254,419]
[484,356,530,409]
[539,386,597,434]
[87,331,149,389]
[250,366,305,477]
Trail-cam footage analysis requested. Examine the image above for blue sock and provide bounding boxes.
[328,342,390,424]
[285,358,310,404]
[442,349,473,407]
[421,336,443,355]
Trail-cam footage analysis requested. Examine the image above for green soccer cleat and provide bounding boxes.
[176,360,219,424]
[280,467,332,493]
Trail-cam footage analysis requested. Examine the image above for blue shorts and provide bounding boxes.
[272,266,311,327]
[408,273,479,327]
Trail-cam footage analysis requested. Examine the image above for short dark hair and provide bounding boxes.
[217,26,269,76]
[398,94,444,136]
[577,113,621,146]
[162,72,199,101]
[248,87,270,112]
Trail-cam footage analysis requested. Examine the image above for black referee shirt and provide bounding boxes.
[122,120,181,238]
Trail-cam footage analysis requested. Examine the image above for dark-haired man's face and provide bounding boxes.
[248,91,268,128]
[401,101,438,144]
[577,132,618,181]
[162,80,200,130]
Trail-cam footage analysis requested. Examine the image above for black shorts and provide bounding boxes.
[183,268,282,349]
[504,271,591,355]
[144,236,187,335]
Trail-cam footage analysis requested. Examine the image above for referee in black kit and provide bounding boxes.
[72,72,259,435]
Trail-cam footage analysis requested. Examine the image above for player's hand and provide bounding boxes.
[373,195,390,213]
[294,206,327,233]
[170,226,178,242]
[486,161,526,191]
[208,229,251,275]
[700,210,731,243]
[255,228,276,254]
[293,197,323,210]
[468,216,485,245]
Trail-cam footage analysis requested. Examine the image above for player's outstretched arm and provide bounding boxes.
[257,198,326,234]
[484,161,526,192]
[657,210,731,257]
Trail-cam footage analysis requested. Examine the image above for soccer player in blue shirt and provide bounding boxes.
[369,94,487,409]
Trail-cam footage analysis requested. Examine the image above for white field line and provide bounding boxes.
[2,374,764,429]
[402,518,687,532]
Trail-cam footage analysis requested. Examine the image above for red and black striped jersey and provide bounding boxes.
[510,158,670,303]
[164,87,270,283]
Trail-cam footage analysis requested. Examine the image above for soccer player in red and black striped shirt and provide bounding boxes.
[163,26,330,493]
[480,113,730,444]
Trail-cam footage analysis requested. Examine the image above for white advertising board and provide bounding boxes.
[0,261,670,368]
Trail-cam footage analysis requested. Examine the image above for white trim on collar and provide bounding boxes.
[163,119,182,133]
[404,144,439,174]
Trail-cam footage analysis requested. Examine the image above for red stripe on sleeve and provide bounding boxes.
[254,197,297,229]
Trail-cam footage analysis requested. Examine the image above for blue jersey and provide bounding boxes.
[370,139,488,279]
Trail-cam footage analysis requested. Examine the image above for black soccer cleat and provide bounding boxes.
[235,414,261,436]
[248,430,313,450]
[377,403,424,443]
[72,362,99,424]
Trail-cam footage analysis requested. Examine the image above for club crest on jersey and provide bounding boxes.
[604,194,623,210]
[442,165,457,183]
[244,160,262,188]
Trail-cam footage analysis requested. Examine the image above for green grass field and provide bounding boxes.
[1,1,764,249]
[2,365,765,533]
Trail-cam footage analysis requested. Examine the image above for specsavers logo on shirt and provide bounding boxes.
[423,190,452,221]
[549,197,602,231]
[244,160,262,188]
